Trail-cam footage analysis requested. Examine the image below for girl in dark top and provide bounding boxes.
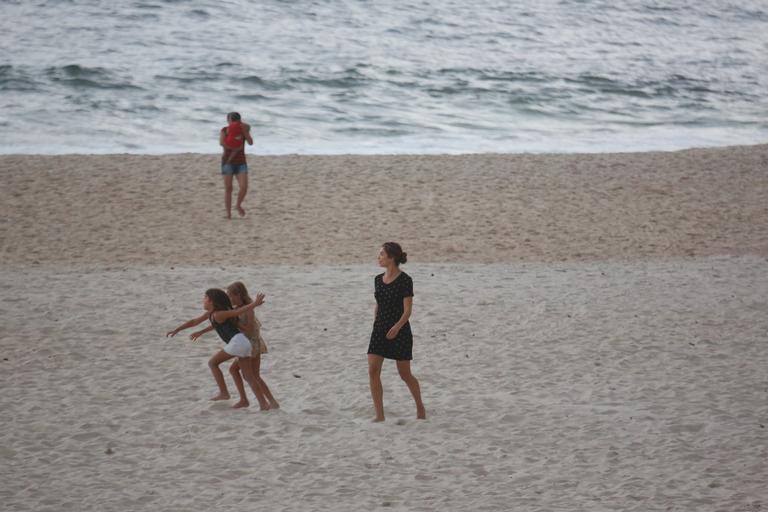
[367,242,426,422]
[166,288,268,408]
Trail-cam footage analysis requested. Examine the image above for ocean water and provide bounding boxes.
[1,0,767,155]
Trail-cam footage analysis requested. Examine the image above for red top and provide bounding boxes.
[221,124,247,165]
[223,121,243,149]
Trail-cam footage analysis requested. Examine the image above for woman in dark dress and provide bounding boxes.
[367,242,426,422]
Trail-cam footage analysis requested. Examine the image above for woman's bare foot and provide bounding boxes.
[372,416,385,423]
[258,401,271,411]
[210,393,230,401]
[416,406,426,419]
[269,401,280,409]
[232,400,250,409]
[237,205,246,217]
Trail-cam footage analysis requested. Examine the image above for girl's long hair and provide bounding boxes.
[205,288,237,327]
[226,282,252,306]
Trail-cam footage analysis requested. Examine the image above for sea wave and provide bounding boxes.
[0,0,766,154]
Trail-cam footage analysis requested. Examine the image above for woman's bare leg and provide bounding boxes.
[239,357,270,410]
[208,350,235,400]
[396,360,426,419]
[229,359,249,408]
[251,354,279,409]
[223,174,234,219]
[235,172,248,217]
[368,354,385,422]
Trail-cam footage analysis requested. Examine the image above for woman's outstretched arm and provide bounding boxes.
[190,324,215,341]
[167,311,209,337]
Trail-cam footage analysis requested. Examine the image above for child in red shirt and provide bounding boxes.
[221,112,251,164]
[223,119,244,153]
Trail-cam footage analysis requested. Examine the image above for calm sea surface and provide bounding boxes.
[1,0,767,154]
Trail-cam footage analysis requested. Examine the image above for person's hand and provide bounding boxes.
[166,329,179,338]
[190,331,204,341]
[254,293,266,307]
[386,325,400,340]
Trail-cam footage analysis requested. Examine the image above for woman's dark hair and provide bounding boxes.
[382,242,408,266]
[227,112,241,122]
[205,288,237,327]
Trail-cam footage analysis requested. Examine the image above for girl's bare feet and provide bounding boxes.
[417,406,426,420]
[232,400,249,409]
[372,416,385,423]
[237,205,246,217]
[210,393,230,401]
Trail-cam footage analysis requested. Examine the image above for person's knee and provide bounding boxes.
[228,365,240,376]
[208,354,224,369]
[398,368,417,383]
[368,366,382,379]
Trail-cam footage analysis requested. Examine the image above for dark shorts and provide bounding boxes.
[221,163,248,175]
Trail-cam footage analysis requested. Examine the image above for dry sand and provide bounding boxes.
[0,146,767,511]
[1,145,767,265]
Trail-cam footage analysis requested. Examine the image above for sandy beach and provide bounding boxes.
[2,145,767,266]
[1,146,767,511]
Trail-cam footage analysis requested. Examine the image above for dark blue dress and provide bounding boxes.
[368,271,414,361]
